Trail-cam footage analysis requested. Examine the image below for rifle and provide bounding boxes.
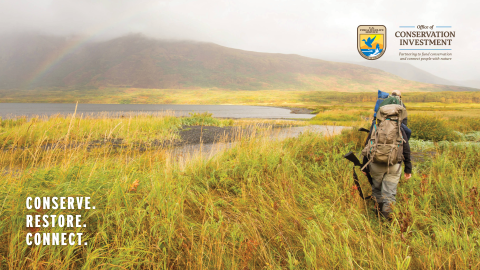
[343,151,372,200]
[343,91,385,199]
[358,127,370,133]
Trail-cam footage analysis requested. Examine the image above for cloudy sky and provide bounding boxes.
[0,0,478,81]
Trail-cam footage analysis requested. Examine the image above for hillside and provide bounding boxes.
[454,80,480,89]
[351,61,456,86]
[0,33,472,92]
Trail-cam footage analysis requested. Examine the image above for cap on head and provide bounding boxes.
[392,90,402,97]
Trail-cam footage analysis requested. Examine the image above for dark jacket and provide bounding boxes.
[402,103,408,126]
[362,126,412,174]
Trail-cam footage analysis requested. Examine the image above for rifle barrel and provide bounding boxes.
[343,152,362,167]
[344,151,374,186]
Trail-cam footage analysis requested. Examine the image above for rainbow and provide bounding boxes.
[25,1,159,88]
[25,35,86,88]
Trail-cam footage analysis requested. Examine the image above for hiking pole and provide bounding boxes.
[343,151,372,200]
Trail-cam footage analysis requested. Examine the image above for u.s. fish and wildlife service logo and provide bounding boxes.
[357,25,386,60]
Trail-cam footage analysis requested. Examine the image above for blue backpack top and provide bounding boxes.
[373,90,389,118]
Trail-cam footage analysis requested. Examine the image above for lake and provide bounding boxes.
[0,103,315,119]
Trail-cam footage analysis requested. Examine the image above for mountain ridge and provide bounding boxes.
[350,60,456,86]
[0,33,474,92]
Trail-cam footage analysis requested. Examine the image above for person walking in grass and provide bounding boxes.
[361,101,413,221]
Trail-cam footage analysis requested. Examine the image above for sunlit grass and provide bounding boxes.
[0,111,239,149]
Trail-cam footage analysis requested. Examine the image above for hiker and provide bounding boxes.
[361,104,412,221]
[379,90,412,140]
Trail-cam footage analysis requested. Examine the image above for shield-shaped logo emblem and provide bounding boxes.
[357,25,386,60]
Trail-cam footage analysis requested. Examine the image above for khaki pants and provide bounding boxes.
[369,162,401,213]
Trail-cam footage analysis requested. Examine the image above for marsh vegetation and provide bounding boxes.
[1,96,479,269]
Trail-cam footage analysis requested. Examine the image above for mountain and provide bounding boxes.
[453,80,480,89]
[0,33,473,92]
[351,61,456,86]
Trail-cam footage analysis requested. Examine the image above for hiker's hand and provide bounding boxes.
[362,172,367,176]
[404,173,412,180]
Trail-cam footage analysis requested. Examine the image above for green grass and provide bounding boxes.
[1,113,480,269]
[309,108,371,127]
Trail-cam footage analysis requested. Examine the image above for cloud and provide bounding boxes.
[0,0,478,80]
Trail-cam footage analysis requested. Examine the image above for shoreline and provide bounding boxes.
[275,106,314,115]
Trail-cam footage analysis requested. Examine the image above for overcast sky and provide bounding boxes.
[0,0,478,81]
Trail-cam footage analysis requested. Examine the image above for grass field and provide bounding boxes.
[1,107,480,269]
[1,88,479,107]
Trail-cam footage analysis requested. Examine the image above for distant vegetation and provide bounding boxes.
[301,91,480,104]
[2,87,480,107]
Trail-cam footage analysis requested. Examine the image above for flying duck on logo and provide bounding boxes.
[357,25,387,60]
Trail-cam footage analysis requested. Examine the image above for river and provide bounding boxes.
[0,103,315,119]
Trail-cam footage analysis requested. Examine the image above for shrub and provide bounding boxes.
[409,114,460,142]
[312,109,368,122]
[448,116,480,132]
[181,112,221,126]
[338,126,369,149]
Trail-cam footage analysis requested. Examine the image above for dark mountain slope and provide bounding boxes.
[0,34,471,92]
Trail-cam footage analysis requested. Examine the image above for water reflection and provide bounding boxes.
[0,103,315,119]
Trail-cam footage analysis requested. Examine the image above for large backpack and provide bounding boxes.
[362,104,407,170]
[379,95,404,109]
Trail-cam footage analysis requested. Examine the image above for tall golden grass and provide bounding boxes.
[1,112,479,269]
